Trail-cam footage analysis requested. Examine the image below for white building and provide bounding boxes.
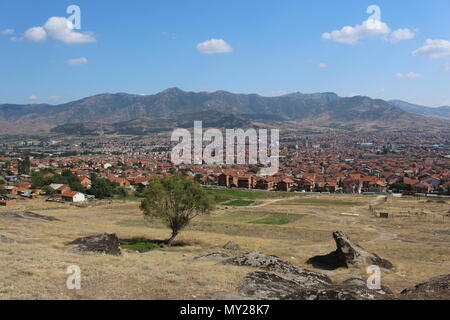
[61,191,86,203]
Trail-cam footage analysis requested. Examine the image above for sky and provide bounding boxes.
[1,0,450,106]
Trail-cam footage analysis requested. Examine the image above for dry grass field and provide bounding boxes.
[0,191,449,300]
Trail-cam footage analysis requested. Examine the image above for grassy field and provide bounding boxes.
[0,192,449,299]
[206,188,297,204]
[222,200,255,207]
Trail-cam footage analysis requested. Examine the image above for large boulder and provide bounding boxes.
[66,233,121,255]
[213,251,395,300]
[401,274,450,299]
[240,272,393,300]
[307,231,394,270]
[222,252,332,287]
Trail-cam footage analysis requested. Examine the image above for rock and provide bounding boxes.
[306,231,394,270]
[240,271,307,300]
[223,241,240,251]
[401,274,450,299]
[0,234,15,243]
[66,233,121,255]
[340,277,394,295]
[286,285,390,301]
[192,252,230,262]
[340,278,367,287]
[239,271,393,300]
[222,252,332,287]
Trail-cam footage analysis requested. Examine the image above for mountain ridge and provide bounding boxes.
[1,88,449,135]
[389,100,450,119]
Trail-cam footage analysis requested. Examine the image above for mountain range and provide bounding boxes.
[388,100,450,119]
[1,88,449,135]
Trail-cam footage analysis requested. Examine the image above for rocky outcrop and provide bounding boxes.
[223,241,241,251]
[239,272,393,300]
[66,233,121,255]
[307,231,394,270]
[209,250,397,300]
[222,252,332,287]
[192,252,230,262]
[401,274,450,299]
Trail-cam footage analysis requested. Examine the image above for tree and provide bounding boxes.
[116,186,128,198]
[140,174,214,246]
[0,186,6,195]
[90,172,98,181]
[88,179,116,199]
[41,185,55,195]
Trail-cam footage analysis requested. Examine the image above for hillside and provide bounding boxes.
[389,100,450,119]
[1,89,450,135]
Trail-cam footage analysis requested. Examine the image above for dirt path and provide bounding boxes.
[251,196,301,208]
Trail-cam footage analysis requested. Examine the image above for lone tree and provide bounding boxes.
[140,174,214,246]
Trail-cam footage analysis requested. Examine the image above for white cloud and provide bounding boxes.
[395,72,424,79]
[389,28,415,43]
[0,29,14,35]
[28,95,38,100]
[319,63,328,68]
[44,17,95,44]
[322,18,391,45]
[322,15,416,45]
[24,17,95,44]
[413,39,450,59]
[67,57,88,65]
[197,38,233,54]
[24,26,47,42]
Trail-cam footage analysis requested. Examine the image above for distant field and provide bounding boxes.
[280,198,361,206]
[206,188,297,204]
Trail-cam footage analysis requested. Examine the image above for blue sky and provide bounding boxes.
[1,0,449,106]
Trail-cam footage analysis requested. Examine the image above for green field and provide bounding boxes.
[120,238,164,253]
[249,213,301,225]
[223,200,255,206]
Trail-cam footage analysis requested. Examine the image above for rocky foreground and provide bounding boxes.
[60,231,450,300]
